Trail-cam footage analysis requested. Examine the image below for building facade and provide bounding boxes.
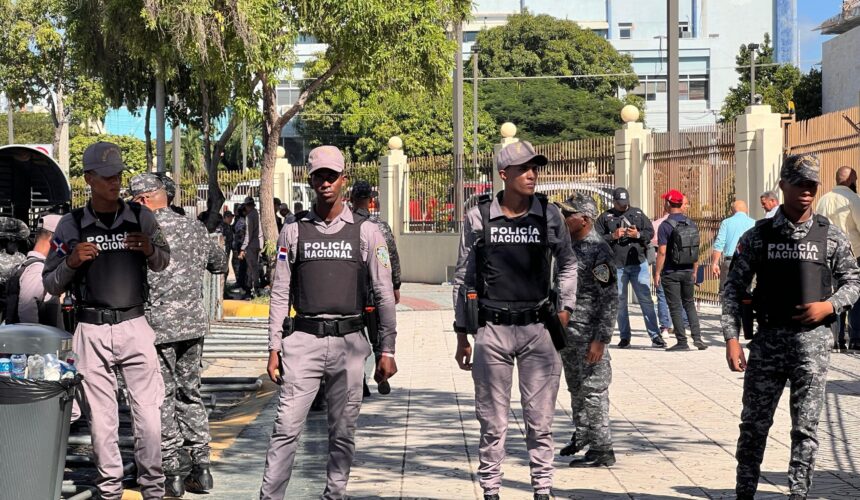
[821,1,860,113]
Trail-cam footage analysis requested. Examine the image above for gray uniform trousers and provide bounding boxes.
[560,342,612,452]
[736,326,831,497]
[74,316,165,500]
[259,329,372,500]
[472,321,561,495]
[158,336,210,471]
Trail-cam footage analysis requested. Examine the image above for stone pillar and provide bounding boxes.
[273,146,293,206]
[614,106,653,216]
[735,105,784,219]
[379,136,407,237]
[492,122,519,194]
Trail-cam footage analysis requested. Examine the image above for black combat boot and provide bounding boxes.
[787,495,806,500]
[483,494,500,500]
[534,493,551,500]
[569,449,616,467]
[164,475,185,498]
[185,463,214,492]
[559,434,581,456]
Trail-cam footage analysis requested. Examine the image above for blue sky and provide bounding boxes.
[798,0,843,70]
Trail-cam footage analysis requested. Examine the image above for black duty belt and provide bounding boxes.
[293,316,365,337]
[479,306,542,326]
[76,305,146,326]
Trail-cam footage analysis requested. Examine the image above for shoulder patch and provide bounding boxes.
[375,244,391,268]
[152,228,167,248]
[592,263,611,283]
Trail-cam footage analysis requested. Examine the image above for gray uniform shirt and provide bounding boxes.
[147,208,228,344]
[568,230,618,344]
[17,250,57,323]
[721,207,860,340]
[452,193,578,330]
[43,201,170,296]
[268,206,397,353]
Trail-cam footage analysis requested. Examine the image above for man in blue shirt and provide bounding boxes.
[710,200,755,291]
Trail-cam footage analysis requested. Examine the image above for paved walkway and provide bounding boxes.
[193,285,860,499]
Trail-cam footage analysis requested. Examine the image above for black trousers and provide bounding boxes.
[661,270,702,344]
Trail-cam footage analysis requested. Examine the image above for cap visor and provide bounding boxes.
[308,164,344,175]
[89,164,124,177]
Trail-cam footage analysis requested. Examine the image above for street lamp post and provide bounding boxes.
[471,43,480,172]
[748,43,760,105]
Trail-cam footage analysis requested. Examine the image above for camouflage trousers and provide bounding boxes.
[736,326,831,497]
[157,337,210,473]
[560,342,612,452]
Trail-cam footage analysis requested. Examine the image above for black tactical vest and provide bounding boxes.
[754,215,832,328]
[293,215,368,316]
[475,192,551,309]
[71,202,148,309]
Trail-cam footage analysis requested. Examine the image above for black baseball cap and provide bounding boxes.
[612,187,630,206]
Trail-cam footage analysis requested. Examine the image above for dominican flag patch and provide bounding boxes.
[51,237,68,257]
[277,246,289,261]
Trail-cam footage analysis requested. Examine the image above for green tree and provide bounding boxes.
[473,12,639,97]
[793,67,822,121]
[0,112,55,144]
[299,58,496,162]
[721,33,802,121]
[479,80,626,143]
[0,0,107,167]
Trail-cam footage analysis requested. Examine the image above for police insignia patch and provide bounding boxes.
[152,229,167,247]
[592,263,610,283]
[375,245,390,268]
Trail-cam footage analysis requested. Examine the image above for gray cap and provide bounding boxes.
[496,141,548,171]
[0,217,30,240]
[83,141,125,177]
[154,172,177,202]
[38,214,62,233]
[308,145,345,175]
[781,154,820,185]
[128,173,165,197]
[556,192,598,220]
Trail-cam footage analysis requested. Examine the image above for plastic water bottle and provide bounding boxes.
[27,354,45,380]
[10,354,27,379]
[44,354,61,381]
[60,353,78,380]
[0,358,11,377]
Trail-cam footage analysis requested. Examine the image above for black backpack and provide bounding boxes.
[4,256,45,324]
[666,218,699,265]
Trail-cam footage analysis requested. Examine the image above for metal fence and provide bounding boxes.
[405,137,616,233]
[647,122,737,302]
[784,106,860,204]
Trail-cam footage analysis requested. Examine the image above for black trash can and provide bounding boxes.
[0,324,79,500]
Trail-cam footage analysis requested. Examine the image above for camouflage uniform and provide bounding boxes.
[354,208,401,290]
[556,196,618,455]
[131,174,228,473]
[0,217,30,320]
[722,155,860,498]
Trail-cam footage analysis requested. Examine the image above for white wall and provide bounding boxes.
[823,26,860,113]
[398,233,461,284]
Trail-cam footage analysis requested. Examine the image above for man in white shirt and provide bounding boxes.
[760,191,779,219]
[816,166,860,351]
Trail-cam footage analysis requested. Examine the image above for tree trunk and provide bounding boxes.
[199,77,224,233]
[144,92,154,171]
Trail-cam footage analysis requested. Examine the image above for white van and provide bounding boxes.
[227,179,315,213]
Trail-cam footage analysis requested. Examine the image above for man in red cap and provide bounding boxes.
[655,189,706,350]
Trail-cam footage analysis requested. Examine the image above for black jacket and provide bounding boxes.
[595,206,654,266]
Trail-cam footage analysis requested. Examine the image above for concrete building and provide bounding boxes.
[820,1,860,113]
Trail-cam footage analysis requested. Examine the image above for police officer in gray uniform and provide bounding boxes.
[129,173,228,497]
[43,142,170,500]
[555,193,618,468]
[453,141,577,500]
[260,145,398,500]
[723,154,860,500]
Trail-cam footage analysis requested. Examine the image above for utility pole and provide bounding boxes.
[471,43,480,172]
[155,77,166,172]
[6,97,13,145]
[242,117,248,171]
[172,96,181,188]
[453,21,465,231]
[748,43,760,105]
[667,0,680,137]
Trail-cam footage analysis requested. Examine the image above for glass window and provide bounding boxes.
[678,21,691,38]
[619,22,633,39]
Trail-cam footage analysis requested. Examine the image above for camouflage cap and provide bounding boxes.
[780,154,820,185]
[128,173,165,197]
[0,217,30,240]
[154,172,177,202]
[556,192,598,219]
